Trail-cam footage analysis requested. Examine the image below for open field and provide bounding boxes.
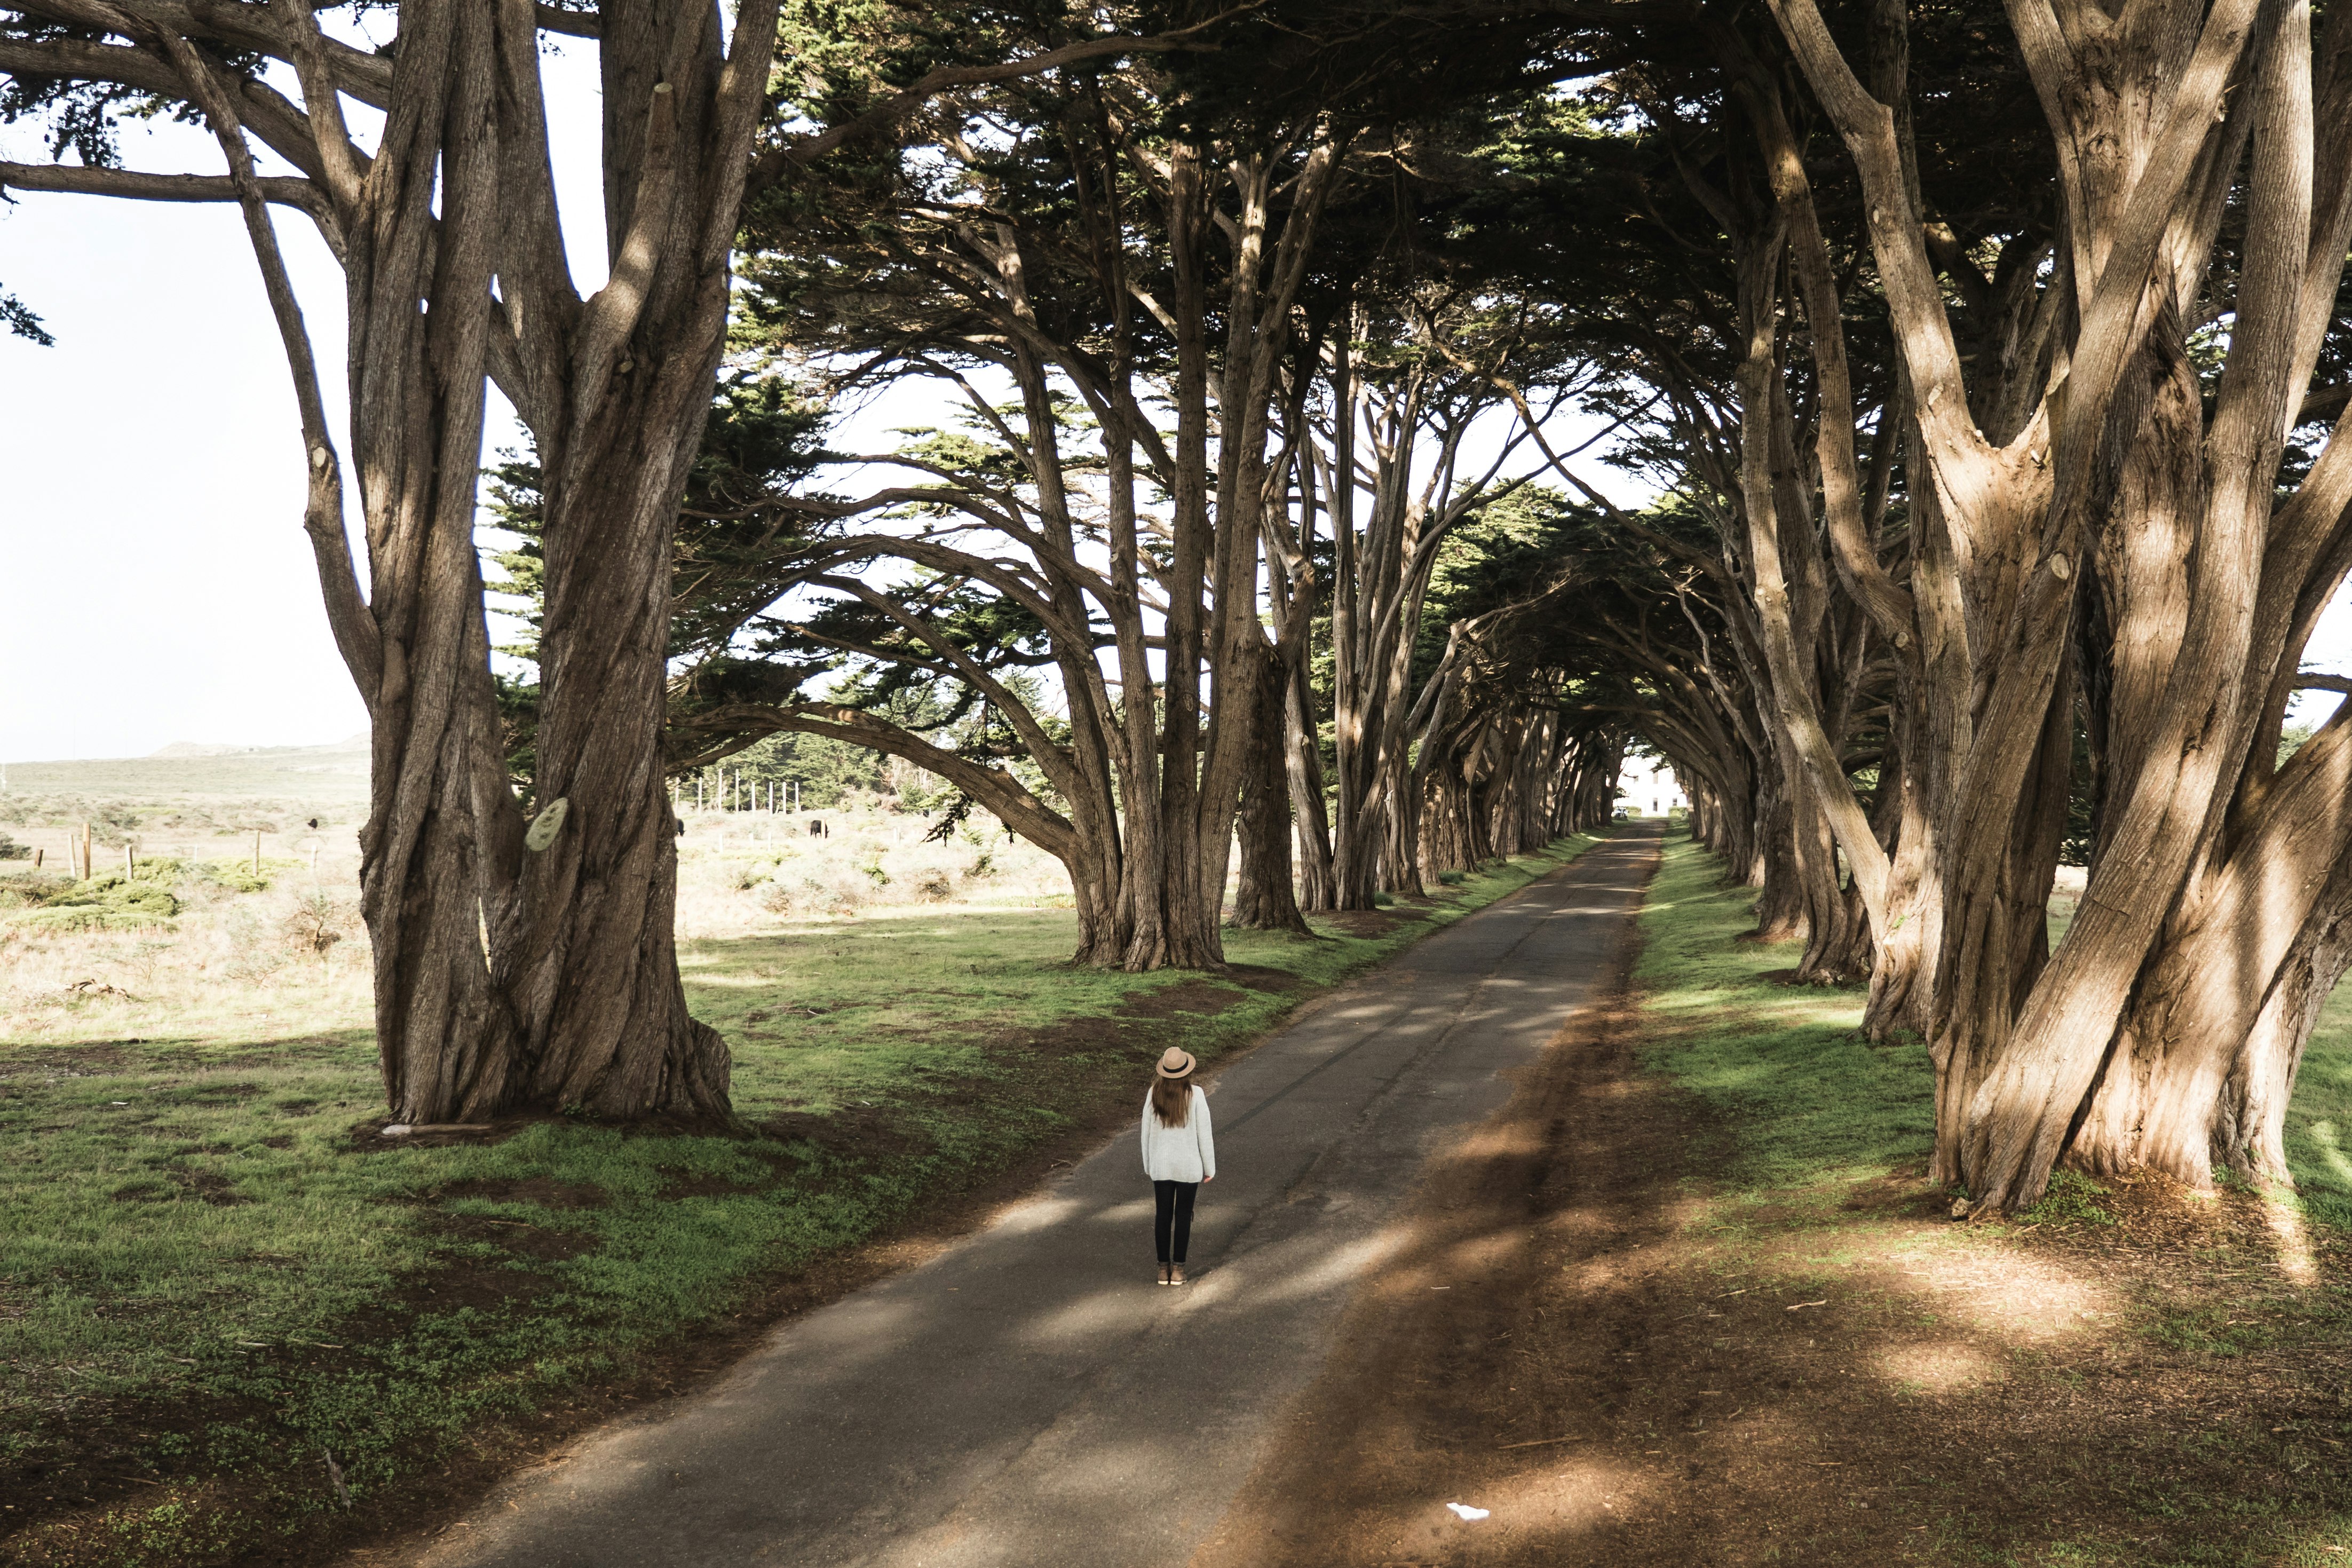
[0,792,1609,1568]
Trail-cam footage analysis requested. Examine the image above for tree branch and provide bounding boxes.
[534,3,600,38]
[0,159,321,213]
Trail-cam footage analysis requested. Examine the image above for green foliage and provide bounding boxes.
[0,281,52,346]
[0,856,296,936]
[695,730,889,812]
[0,869,70,907]
[0,829,27,860]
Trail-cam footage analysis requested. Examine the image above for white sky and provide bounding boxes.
[0,36,610,764]
[0,41,2341,764]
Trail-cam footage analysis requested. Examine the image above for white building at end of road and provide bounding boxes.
[1617,755,1687,817]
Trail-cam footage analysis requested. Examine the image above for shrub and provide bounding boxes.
[915,872,953,902]
[758,882,794,914]
[40,872,179,919]
[1436,869,1466,886]
[88,805,145,850]
[280,887,357,955]
[183,858,295,894]
[9,906,169,934]
[0,831,29,860]
[217,908,285,985]
[0,871,72,909]
[798,871,865,915]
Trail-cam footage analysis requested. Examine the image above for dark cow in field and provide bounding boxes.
[806,818,828,838]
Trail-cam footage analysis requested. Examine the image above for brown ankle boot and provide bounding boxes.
[1156,1263,1171,1285]
[1168,1263,1187,1285]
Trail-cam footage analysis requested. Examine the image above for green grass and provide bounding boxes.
[1635,836,1936,1192]
[2285,980,2352,1230]
[0,833,1604,1566]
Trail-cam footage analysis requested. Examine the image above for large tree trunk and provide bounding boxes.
[331,0,519,1126]
[1232,641,1314,934]
[1748,768,1809,942]
[495,1,754,1114]
[1285,653,1338,913]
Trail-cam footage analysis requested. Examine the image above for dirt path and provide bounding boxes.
[1195,864,2352,1567]
[400,830,1663,1568]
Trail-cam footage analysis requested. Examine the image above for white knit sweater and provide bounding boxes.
[1139,1085,1216,1183]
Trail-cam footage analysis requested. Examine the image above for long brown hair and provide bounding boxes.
[1151,1072,1192,1128]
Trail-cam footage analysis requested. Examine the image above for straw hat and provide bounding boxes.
[1155,1047,1197,1079]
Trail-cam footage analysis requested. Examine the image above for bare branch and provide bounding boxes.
[0,159,322,213]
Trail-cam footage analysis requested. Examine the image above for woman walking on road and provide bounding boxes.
[1141,1047,1215,1286]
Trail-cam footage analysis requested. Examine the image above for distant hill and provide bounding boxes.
[3,737,373,803]
[148,734,368,759]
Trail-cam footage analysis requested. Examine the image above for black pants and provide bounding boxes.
[1153,1179,1199,1264]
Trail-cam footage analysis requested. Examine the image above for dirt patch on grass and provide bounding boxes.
[1754,965,1864,990]
[435,1176,607,1210]
[757,1102,924,1160]
[171,1169,249,1206]
[1117,977,1250,1021]
[0,1043,139,1076]
[655,1167,777,1200]
[1319,908,1430,938]
[1223,963,1311,995]
[433,1211,602,1264]
[1194,943,2352,1566]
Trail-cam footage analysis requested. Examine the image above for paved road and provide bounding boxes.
[417,825,1662,1568]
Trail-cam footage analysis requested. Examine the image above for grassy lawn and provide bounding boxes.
[0,833,1604,1567]
[1632,834,2352,1566]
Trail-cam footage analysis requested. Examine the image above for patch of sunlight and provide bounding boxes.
[2309,1121,2352,1189]
[1441,1454,1657,1538]
[1015,1287,1157,1352]
[2262,1185,2322,1286]
[2275,1517,2352,1565]
[1222,1233,1395,1309]
[1872,1339,1997,1394]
